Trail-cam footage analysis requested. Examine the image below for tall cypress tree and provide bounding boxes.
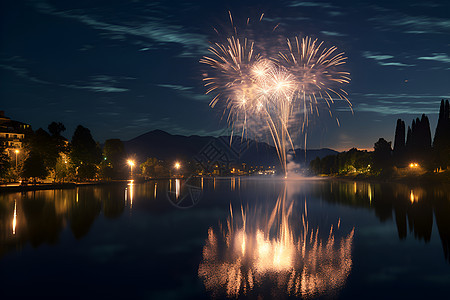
[393,119,406,166]
[433,99,450,170]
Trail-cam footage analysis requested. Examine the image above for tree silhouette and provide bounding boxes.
[404,114,432,169]
[433,99,450,170]
[48,122,66,137]
[102,139,126,179]
[22,151,48,180]
[393,119,406,166]
[70,125,102,180]
[373,138,392,175]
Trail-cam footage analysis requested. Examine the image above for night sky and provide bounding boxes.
[1,0,449,151]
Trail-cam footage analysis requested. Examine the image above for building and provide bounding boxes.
[0,111,31,157]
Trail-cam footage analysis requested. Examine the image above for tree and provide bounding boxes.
[70,125,102,180]
[0,138,11,180]
[433,99,450,170]
[102,139,126,179]
[48,122,66,137]
[393,119,406,166]
[141,157,159,178]
[373,138,392,175]
[22,151,48,180]
[141,157,169,178]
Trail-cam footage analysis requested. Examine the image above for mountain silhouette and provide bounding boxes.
[124,130,338,167]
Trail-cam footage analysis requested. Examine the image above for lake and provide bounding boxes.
[1,177,449,299]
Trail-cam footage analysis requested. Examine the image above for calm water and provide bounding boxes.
[1,178,449,299]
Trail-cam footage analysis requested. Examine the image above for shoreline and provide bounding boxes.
[0,180,131,193]
[1,172,448,194]
[323,171,450,185]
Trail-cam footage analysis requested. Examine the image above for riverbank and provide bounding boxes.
[0,180,132,193]
[324,170,450,185]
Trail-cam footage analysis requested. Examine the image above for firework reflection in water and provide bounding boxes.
[198,184,355,298]
[201,13,351,175]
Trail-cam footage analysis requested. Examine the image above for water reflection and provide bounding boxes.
[198,184,355,298]
[311,181,450,263]
[0,183,140,258]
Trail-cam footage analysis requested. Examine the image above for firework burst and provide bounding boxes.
[201,13,351,176]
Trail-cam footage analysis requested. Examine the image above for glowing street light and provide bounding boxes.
[409,162,419,168]
[172,161,181,178]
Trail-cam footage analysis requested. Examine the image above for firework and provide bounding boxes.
[201,13,351,176]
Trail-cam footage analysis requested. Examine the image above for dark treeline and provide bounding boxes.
[310,99,450,177]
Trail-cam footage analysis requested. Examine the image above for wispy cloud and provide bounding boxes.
[417,53,450,64]
[369,12,450,34]
[320,30,347,37]
[288,1,336,9]
[362,51,414,67]
[157,83,209,102]
[61,75,132,93]
[34,1,208,57]
[0,62,49,84]
[359,93,450,100]
[362,51,393,60]
[157,84,193,91]
[355,103,439,115]
[62,84,128,93]
[352,93,445,115]
[377,62,415,67]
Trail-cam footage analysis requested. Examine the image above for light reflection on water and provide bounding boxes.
[198,183,354,298]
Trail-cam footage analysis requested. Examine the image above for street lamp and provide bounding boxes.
[127,160,135,178]
[172,161,181,178]
[14,149,19,168]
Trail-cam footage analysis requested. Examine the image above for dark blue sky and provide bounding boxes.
[1,0,449,150]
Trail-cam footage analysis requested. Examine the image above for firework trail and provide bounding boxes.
[200,12,351,176]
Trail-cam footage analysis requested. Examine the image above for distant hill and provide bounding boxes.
[288,148,339,164]
[124,130,338,167]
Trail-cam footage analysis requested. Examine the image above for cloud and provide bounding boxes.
[377,62,415,67]
[62,84,128,93]
[320,31,347,37]
[351,93,446,115]
[157,83,209,102]
[355,103,439,115]
[359,93,450,100]
[157,84,193,91]
[417,53,450,64]
[362,51,414,67]
[288,1,335,9]
[362,51,394,60]
[61,74,133,93]
[369,12,450,34]
[0,63,49,84]
[34,1,208,57]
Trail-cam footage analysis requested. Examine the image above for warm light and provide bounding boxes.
[409,162,419,168]
[15,149,19,154]
[175,162,181,169]
[127,160,135,167]
[12,200,17,235]
[410,190,419,203]
[175,179,180,199]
